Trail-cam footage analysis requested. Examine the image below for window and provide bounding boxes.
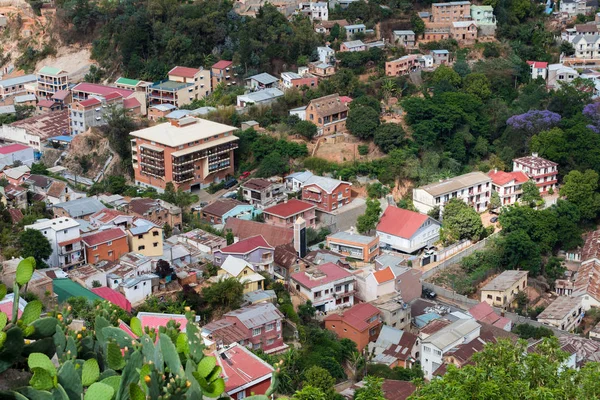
[253,343,261,349]
[266,338,275,345]
[134,285,138,290]
[496,296,501,302]
[153,242,159,247]
[252,328,261,336]
[138,235,144,239]
[138,245,145,251]
[92,245,98,250]
[94,255,99,262]
[108,251,113,258]
[266,323,275,331]
[153,230,159,237]
[237,392,246,400]
[487,294,492,299]
[314,291,322,298]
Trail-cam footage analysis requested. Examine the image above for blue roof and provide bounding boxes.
[0,74,37,88]
[165,110,191,119]
[247,73,278,85]
[150,104,177,112]
[54,198,105,217]
[432,49,449,54]
[414,312,442,328]
[50,135,73,143]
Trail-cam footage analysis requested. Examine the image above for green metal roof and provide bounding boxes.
[52,279,102,304]
[39,66,63,76]
[116,77,141,86]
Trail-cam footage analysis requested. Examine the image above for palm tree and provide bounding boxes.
[381,78,397,102]
[347,351,365,382]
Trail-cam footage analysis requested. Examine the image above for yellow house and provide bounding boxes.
[217,255,265,293]
[126,218,163,257]
[480,270,528,308]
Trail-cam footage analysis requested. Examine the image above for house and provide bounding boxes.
[412,171,492,214]
[224,218,294,247]
[215,344,276,397]
[200,199,259,225]
[590,321,600,341]
[212,60,235,89]
[385,55,420,77]
[25,174,52,193]
[560,0,596,16]
[372,294,412,330]
[297,2,328,21]
[378,261,422,303]
[547,64,579,90]
[24,217,86,270]
[130,117,238,192]
[327,231,379,262]
[147,66,211,107]
[344,24,366,38]
[0,74,37,99]
[340,40,366,52]
[561,24,599,42]
[46,181,85,205]
[202,319,250,349]
[369,325,418,368]
[127,197,182,230]
[376,206,440,253]
[1,184,27,208]
[262,199,317,229]
[324,302,382,350]
[177,229,227,254]
[241,178,277,208]
[14,94,37,107]
[121,274,159,305]
[236,88,284,107]
[51,90,72,108]
[317,46,335,64]
[537,296,583,332]
[114,77,152,92]
[216,255,265,293]
[450,21,478,43]
[354,266,396,302]
[470,5,496,36]
[571,231,600,310]
[8,208,24,224]
[69,264,107,288]
[488,169,530,206]
[3,110,70,152]
[290,262,356,312]
[340,380,416,400]
[0,143,34,167]
[91,286,132,312]
[315,20,349,34]
[431,49,450,65]
[70,82,134,102]
[480,270,528,308]
[82,227,129,264]
[308,62,336,78]
[512,153,558,195]
[213,235,275,275]
[223,302,286,353]
[68,93,124,135]
[1,165,30,185]
[570,34,600,60]
[274,242,310,280]
[393,30,416,48]
[527,61,549,81]
[53,198,105,220]
[126,218,163,257]
[468,302,512,331]
[147,104,177,121]
[301,175,352,212]
[285,170,314,191]
[280,71,318,91]
[89,208,134,228]
[36,66,69,98]
[420,319,481,379]
[246,73,279,90]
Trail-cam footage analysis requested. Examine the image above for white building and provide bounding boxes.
[290,262,356,313]
[24,217,86,270]
[317,46,335,64]
[526,61,548,80]
[418,55,434,69]
[420,319,481,379]
[487,169,530,206]
[537,296,583,332]
[570,34,600,60]
[285,170,314,191]
[298,2,328,20]
[121,274,158,305]
[412,171,492,214]
[547,64,579,89]
[560,0,595,16]
[376,206,440,254]
[0,143,35,167]
[354,266,396,302]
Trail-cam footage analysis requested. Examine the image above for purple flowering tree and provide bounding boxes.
[506,110,562,134]
[583,103,600,133]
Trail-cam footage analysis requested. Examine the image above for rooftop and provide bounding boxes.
[527,61,549,69]
[537,296,582,320]
[129,117,237,148]
[202,319,248,345]
[46,181,67,198]
[82,227,127,247]
[263,199,316,218]
[582,230,600,262]
[149,104,177,112]
[212,60,233,69]
[53,278,102,303]
[481,270,528,292]
[377,206,435,239]
[137,311,191,332]
[343,40,365,48]
[224,219,293,248]
[201,198,244,217]
[91,287,132,312]
[115,77,142,86]
[513,153,558,169]
[292,262,353,289]
[26,217,79,231]
[373,267,395,284]
[303,175,350,193]
[220,235,274,254]
[247,72,278,85]
[169,66,201,78]
[239,88,284,103]
[417,171,491,197]
[423,319,481,350]
[242,178,273,191]
[180,228,227,248]
[14,94,37,103]
[221,255,254,277]
[54,197,106,217]
[488,170,529,186]
[215,344,274,394]
[72,82,134,98]
[0,143,30,154]
[11,110,70,140]
[0,74,37,87]
[150,80,193,91]
[38,66,66,76]
[224,302,283,329]
[324,302,380,331]
[328,231,376,245]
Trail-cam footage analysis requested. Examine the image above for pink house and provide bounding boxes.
[262,199,316,229]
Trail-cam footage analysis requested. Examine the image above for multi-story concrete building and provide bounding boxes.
[81,227,129,264]
[392,30,416,48]
[262,199,317,229]
[344,24,366,39]
[222,302,286,353]
[280,72,319,90]
[376,206,440,253]
[114,77,151,92]
[480,270,528,308]
[546,64,579,89]
[291,262,356,312]
[130,117,238,192]
[241,178,277,208]
[560,0,596,16]
[148,66,211,107]
[326,231,379,262]
[302,175,352,212]
[25,217,86,270]
[317,46,335,64]
[470,5,496,36]
[297,2,329,20]
[570,35,600,60]
[71,83,134,102]
[126,218,163,257]
[488,169,530,206]
[36,66,69,98]
[127,197,182,230]
[413,171,492,214]
[0,74,37,99]
[430,1,471,23]
[305,94,349,136]
[69,93,124,135]
[211,60,235,89]
[213,235,275,275]
[527,61,549,80]
[324,303,382,350]
[537,296,583,332]
[385,55,421,77]
[512,153,558,195]
[450,21,478,43]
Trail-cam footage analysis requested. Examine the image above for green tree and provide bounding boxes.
[356,199,381,234]
[463,73,491,100]
[347,106,381,139]
[293,386,327,400]
[294,120,318,141]
[441,198,485,244]
[202,277,244,311]
[374,123,407,153]
[513,323,554,340]
[84,65,105,83]
[489,190,501,210]
[298,300,317,324]
[520,180,542,207]
[560,169,600,220]
[19,228,52,268]
[303,366,335,398]
[226,229,234,245]
[257,151,289,177]
[354,376,385,400]
[431,65,461,88]
[410,13,425,35]
[350,96,381,113]
[499,230,542,275]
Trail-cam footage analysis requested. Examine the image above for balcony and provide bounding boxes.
[173,172,194,183]
[149,92,175,100]
[140,159,165,170]
[140,151,163,162]
[172,143,238,166]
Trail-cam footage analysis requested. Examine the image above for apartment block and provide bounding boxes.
[0,74,37,99]
[537,296,583,332]
[126,219,163,257]
[393,30,416,48]
[302,175,352,212]
[24,217,86,270]
[305,94,349,136]
[325,303,382,350]
[512,153,558,195]
[130,117,238,192]
[430,1,471,23]
[412,171,492,214]
[69,93,124,135]
[211,60,235,89]
[488,169,530,206]
[385,55,420,77]
[114,77,152,92]
[290,262,356,312]
[82,227,129,264]
[263,199,317,229]
[36,66,69,98]
[148,66,211,107]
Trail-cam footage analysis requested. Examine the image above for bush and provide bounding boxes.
[358,144,369,155]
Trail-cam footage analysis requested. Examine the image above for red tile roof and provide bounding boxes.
[103,92,123,101]
[220,235,274,254]
[468,301,496,321]
[324,303,380,331]
[224,218,293,247]
[373,267,395,284]
[123,97,141,109]
[79,97,102,107]
[215,344,274,395]
[339,96,353,104]
[263,199,316,218]
[212,60,233,70]
[376,206,429,239]
[0,143,30,154]
[37,99,56,108]
[169,66,200,78]
[137,312,190,332]
[488,170,529,186]
[72,83,134,98]
[92,287,132,312]
[291,262,353,289]
[8,208,23,224]
[91,208,129,223]
[381,380,416,400]
[527,61,548,69]
[82,227,126,247]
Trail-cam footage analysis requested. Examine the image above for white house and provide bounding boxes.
[526,61,548,80]
[285,170,314,191]
[376,206,440,254]
[420,319,481,379]
[354,266,396,302]
[236,88,284,107]
[298,2,328,20]
[344,24,366,39]
[560,0,594,16]
[412,171,492,214]
[317,46,335,64]
[290,262,355,313]
[488,169,530,206]
[24,217,86,269]
[547,64,579,89]
[537,296,583,332]
[570,34,600,59]
[418,55,434,69]
[121,274,158,305]
[0,144,35,167]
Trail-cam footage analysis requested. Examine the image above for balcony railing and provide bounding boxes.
[172,143,238,166]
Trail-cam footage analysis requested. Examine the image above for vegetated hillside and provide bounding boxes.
[59,128,115,179]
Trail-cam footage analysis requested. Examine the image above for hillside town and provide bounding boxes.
[1,0,600,397]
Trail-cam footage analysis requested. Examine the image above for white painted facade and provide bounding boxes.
[377,219,440,254]
[0,125,43,152]
[354,271,395,302]
[24,217,85,269]
[121,274,157,304]
[293,277,355,312]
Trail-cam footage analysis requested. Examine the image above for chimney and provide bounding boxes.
[494,168,498,173]
[532,152,538,158]
[170,119,179,127]
[294,217,307,258]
